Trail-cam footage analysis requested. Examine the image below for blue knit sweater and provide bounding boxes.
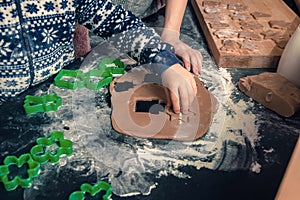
[0,0,180,100]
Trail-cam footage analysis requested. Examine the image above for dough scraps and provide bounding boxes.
[238,72,300,117]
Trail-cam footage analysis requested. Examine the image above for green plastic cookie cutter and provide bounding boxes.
[0,153,40,191]
[69,181,112,200]
[54,69,86,90]
[54,58,124,91]
[98,57,125,77]
[98,57,124,70]
[30,131,73,164]
[85,70,113,90]
[23,93,62,114]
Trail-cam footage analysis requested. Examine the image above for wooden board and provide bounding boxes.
[276,137,300,200]
[192,0,300,68]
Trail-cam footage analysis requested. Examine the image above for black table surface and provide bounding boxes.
[1,1,299,200]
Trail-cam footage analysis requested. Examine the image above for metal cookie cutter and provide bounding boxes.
[0,154,40,191]
[23,93,62,114]
[69,181,112,200]
[30,131,73,164]
[54,69,86,90]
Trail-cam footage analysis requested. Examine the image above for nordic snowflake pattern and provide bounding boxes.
[42,28,58,44]
[0,40,12,57]
[0,0,179,100]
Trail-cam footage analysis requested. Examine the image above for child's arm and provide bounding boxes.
[76,0,196,113]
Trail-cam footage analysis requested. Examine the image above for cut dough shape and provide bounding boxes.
[204,13,224,20]
[261,29,282,39]
[220,39,241,51]
[239,30,262,41]
[209,21,230,29]
[238,72,300,117]
[202,1,221,7]
[227,3,248,11]
[251,11,272,19]
[204,7,224,13]
[240,21,263,30]
[269,20,291,29]
[239,39,258,50]
[230,12,251,21]
[214,29,238,38]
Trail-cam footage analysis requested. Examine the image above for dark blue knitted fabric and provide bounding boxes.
[0,0,180,99]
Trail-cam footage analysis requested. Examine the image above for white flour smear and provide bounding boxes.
[23,42,261,199]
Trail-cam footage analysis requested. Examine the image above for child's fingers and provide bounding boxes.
[169,90,180,114]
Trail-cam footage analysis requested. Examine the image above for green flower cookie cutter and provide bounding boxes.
[69,181,112,200]
[54,69,86,90]
[30,131,73,164]
[23,93,62,114]
[0,153,40,191]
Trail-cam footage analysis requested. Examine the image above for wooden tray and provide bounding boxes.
[192,0,300,68]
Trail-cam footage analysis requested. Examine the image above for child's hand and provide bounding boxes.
[161,29,203,75]
[162,64,197,114]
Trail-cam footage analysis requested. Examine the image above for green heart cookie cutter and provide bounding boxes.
[69,181,112,200]
[30,131,73,164]
[23,93,62,114]
[0,153,40,191]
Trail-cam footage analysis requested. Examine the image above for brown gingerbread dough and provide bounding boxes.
[239,30,262,41]
[227,3,248,11]
[220,39,241,51]
[238,72,300,117]
[269,20,291,29]
[230,12,251,21]
[251,12,271,19]
[209,21,230,29]
[110,67,218,141]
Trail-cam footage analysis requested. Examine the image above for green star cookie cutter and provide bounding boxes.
[69,181,112,200]
[0,154,40,191]
[54,69,86,90]
[30,131,73,164]
[23,93,62,114]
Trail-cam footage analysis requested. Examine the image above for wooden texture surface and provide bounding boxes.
[276,137,300,200]
[192,0,300,68]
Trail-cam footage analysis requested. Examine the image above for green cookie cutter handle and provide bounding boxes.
[0,154,40,191]
[69,181,112,200]
[23,93,62,114]
[30,131,73,164]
